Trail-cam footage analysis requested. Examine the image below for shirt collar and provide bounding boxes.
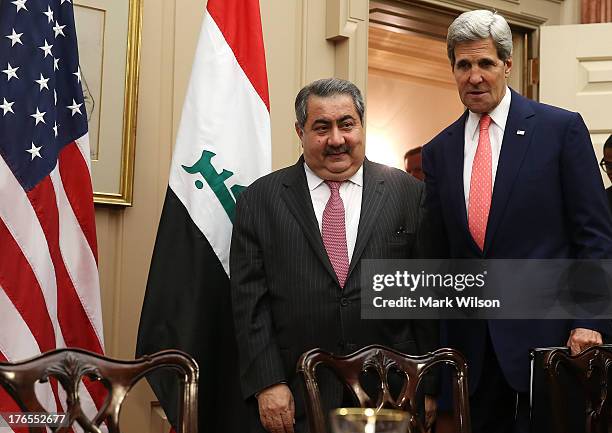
[304,161,364,191]
[466,86,512,141]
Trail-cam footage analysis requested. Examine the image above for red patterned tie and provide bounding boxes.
[322,181,350,287]
[468,114,493,251]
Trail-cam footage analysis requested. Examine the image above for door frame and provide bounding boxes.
[369,0,546,99]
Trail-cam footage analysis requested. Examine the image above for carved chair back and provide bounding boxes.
[297,344,470,433]
[0,348,198,433]
[544,345,612,433]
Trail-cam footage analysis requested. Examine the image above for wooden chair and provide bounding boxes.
[0,348,198,433]
[543,345,612,433]
[297,344,470,433]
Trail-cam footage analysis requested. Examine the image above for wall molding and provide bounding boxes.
[325,0,369,90]
[373,0,547,30]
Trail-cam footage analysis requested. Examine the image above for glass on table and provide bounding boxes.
[329,408,412,433]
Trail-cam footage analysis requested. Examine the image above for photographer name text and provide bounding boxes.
[372,296,500,309]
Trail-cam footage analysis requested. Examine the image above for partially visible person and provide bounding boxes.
[422,9,612,433]
[230,78,439,433]
[404,146,424,180]
[601,135,612,209]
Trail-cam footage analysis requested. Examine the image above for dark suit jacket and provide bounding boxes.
[230,157,439,432]
[422,89,612,393]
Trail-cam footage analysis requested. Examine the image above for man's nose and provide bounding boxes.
[468,68,483,85]
[327,126,344,146]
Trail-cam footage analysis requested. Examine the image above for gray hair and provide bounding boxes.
[447,9,513,66]
[294,78,365,129]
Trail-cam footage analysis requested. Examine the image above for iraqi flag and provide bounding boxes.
[135,0,271,431]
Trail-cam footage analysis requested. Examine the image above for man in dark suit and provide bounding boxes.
[231,78,438,433]
[422,10,612,433]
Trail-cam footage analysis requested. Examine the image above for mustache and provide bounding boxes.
[323,144,351,156]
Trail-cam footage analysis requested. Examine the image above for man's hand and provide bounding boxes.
[566,328,602,355]
[424,394,437,432]
[256,383,295,433]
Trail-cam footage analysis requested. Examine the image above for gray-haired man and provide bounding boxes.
[422,9,612,433]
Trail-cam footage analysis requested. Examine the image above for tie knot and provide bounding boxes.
[325,180,342,194]
[479,114,492,131]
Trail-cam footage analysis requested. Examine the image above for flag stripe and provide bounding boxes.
[75,135,92,173]
[2,162,105,414]
[58,141,98,263]
[26,178,103,355]
[0,155,61,344]
[49,156,107,412]
[0,285,58,418]
[207,0,270,110]
[0,277,92,431]
[51,161,104,348]
[0,285,42,361]
[25,176,104,418]
[0,220,56,354]
[0,222,69,423]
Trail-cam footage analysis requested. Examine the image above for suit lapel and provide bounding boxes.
[484,90,536,253]
[280,158,338,283]
[446,113,470,231]
[348,159,386,276]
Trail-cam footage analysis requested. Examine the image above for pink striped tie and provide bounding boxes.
[468,114,493,251]
[322,181,350,287]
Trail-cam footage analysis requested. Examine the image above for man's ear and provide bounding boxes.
[295,122,304,142]
[504,57,513,77]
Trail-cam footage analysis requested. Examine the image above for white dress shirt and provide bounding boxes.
[304,163,363,262]
[463,87,512,210]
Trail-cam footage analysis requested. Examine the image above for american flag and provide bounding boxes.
[0,0,104,420]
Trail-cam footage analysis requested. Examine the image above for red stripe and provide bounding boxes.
[26,178,102,355]
[58,142,98,263]
[47,149,106,413]
[0,231,67,430]
[0,234,74,432]
[0,219,56,353]
[26,179,106,410]
[207,0,270,111]
[0,397,28,433]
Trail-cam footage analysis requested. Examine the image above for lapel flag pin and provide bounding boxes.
[517,130,525,135]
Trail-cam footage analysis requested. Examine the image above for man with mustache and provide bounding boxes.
[422,10,612,433]
[231,78,439,433]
